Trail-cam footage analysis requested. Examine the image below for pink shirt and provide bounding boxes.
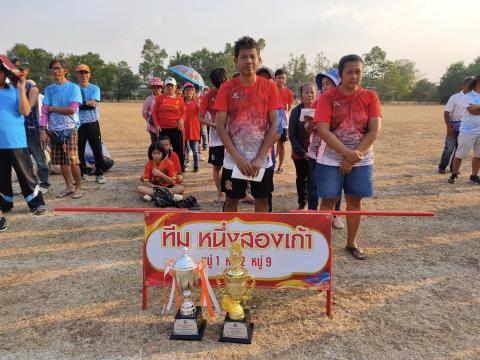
[142,95,157,133]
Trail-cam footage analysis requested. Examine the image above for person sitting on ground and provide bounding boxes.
[142,77,163,144]
[137,142,184,201]
[159,135,183,185]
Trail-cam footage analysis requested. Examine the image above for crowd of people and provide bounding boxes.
[4,35,477,259]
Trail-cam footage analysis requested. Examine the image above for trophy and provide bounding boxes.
[217,242,256,343]
[170,248,206,340]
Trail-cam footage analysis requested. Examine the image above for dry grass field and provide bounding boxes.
[1,103,479,360]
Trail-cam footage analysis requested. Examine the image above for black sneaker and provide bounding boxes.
[448,173,459,184]
[0,217,7,232]
[438,168,447,174]
[30,205,47,216]
[469,175,480,184]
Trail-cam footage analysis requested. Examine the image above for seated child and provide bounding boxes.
[137,142,185,200]
[159,135,183,185]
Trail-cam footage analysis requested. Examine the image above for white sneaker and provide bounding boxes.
[39,187,49,195]
[143,195,153,201]
[96,175,106,184]
[173,194,183,201]
[81,174,89,182]
[332,216,345,230]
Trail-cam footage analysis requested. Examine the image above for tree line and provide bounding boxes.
[5,40,479,103]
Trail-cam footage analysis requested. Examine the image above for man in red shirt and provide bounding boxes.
[214,36,282,212]
[274,68,294,174]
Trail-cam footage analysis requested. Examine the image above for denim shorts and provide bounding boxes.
[315,164,374,198]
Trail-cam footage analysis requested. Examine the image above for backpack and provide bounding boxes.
[153,186,175,208]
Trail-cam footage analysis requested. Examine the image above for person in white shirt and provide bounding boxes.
[438,77,473,173]
[448,75,480,184]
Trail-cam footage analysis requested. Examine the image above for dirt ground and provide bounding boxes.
[1,103,479,360]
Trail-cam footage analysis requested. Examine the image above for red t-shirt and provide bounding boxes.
[313,87,381,166]
[200,88,217,120]
[167,149,182,175]
[152,94,185,129]
[213,76,282,169]
[143,158,176,186]
[183,98,200,141]
[279,87,294,111]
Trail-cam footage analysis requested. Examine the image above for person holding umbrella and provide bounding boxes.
[152,77,185,171]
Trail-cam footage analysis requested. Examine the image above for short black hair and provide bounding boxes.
[338,54,364,76]
[147,142,167,160]
[275,68,287,78]
[469,75,480,92]
[464,76,474,86]
[234,36,260,58]
[49,58,68,71]
[159,135,172,144]
[210,68,227,89]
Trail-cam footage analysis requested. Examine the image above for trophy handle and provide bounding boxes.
[243,275,256,299]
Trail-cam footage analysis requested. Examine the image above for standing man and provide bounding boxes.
[214,36,282,213]
[12,58,50,193]
[438,76,473,173]
[40,59,83,199]
[449,75,480,184]
[75,64,108,184]
[274,68,294,174]
[1,60,46,231]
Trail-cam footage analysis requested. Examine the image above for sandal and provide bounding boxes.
[72,191,84,199]
[345,246,367,260]
[56,190,75,198]
[212,199,224,207]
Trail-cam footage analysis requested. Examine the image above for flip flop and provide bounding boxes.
[345,246,367,260]
[72,191,84,199]
[212,199,224,207]
[56,190,75,198]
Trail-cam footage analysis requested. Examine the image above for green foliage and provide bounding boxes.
[438,58,480,103]
[138,39,168,81]
[410,79,438,102]
[283,54,314,95]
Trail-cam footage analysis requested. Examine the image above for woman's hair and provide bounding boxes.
[299,82,314,96]
[468,75,480,91]
[234,36,260,58]
[159,135,172,144]
[147,142,167,160]
[210,68,227,89]
[338,54,364,76]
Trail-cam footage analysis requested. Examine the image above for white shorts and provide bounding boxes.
[455,133,480,159]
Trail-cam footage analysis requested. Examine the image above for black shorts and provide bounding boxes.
[279,128,288,142]
[221,167,274,199]
[208,146,224,167]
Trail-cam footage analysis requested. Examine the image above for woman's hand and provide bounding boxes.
[340,158,354,175]
[344,149,364,164]
[177,119,184,131]
[155,126,161,138]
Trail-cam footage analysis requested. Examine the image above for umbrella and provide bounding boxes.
[168,65,205,87]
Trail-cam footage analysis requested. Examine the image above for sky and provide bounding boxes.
[1,0,478,83]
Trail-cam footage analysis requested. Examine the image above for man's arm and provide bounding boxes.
[17,76,31,116]
[27,85,39,109]
[251,109,279,176]
[216,111,254,176]
[467,104,480,115]
[199,112,214,127]
[48,105,77,115]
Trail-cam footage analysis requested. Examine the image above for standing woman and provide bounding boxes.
[141,77,163,144]
[152,77,185,171]
[40,59,84,199]
[314,55,382,260]
[183,82,201,173]
[288,82,316,209]
[0,61,46,231]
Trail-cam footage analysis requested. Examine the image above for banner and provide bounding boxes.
[143,211,333,316]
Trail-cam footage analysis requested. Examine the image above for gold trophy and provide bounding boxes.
[217,242,255,343]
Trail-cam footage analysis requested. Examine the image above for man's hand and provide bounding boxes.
[446,126,456,138]
[16,74,26,90]
[235,155,254,177]
[344,149,364,164]
[340,158,354,175]
[250,157,264,178]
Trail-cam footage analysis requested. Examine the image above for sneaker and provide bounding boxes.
[0,217,7,232]
[96,175,106,184]
[469,175,480,184]
[143,195,153,202]
[332,216,345,230]
[173,194,184,201]
[448,173,459,184]
[30,205,47,216]
[194,167,199,173]
[81,173,89,182]
[438,168,447,174]
[39,186,49,195]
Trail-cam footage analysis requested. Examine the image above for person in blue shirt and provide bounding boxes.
[0,62,46,231]
[40,59,83,199]
[75,64,108,184]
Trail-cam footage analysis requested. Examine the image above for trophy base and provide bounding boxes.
[219,309,254,344]
[170,306,206,341]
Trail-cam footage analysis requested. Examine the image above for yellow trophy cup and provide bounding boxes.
[217,242,255,343]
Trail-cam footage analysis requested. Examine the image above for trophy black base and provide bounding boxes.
[219,309,254,344]
[170,306,206,341]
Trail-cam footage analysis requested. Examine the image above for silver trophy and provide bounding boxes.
[170,247,206,340]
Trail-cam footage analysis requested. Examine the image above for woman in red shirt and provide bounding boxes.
[314,54,382,260]
[152,77,186,171]
[182,82,201,173]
